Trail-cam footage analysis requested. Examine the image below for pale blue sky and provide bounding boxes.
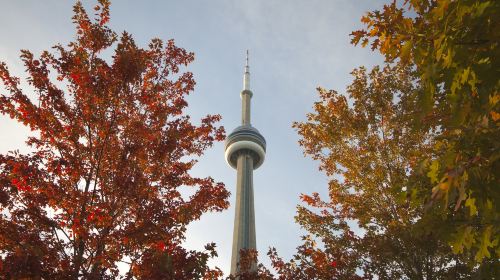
[0,0,385,275]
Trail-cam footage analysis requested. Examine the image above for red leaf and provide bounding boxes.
[156,241,166,251]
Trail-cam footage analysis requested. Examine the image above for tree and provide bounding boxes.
[248,2,499,278]
[266,235,363,280]
[351,0,499,262]
[289,64,494,279]
[225,249,274,280]
[0,1,228,278]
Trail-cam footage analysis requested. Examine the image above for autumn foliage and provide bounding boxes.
[0,0,228,278]
[1,0,498,279]
[292,64,489,279]
[351,0,499,263]
[276,1,499,278]
[269,1,499,279]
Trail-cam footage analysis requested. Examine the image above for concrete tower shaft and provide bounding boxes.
[224,51,265,276]
[241,90,252,126]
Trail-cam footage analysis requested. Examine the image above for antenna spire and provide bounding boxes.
[243,50,250,90]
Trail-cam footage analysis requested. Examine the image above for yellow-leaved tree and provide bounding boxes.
[352,0,499,264]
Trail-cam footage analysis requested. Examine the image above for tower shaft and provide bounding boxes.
[241,93,251,125]
[230,151,257,275]
[225,51,265,276]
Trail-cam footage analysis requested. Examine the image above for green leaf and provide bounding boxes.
[474,1,491,17]
[477,57,490,65]
[460,67,470,84]
[467,70,477,90]
[434,36,445,60]
[450,70,464,95]
[465,196,478,216]
[443,48,453,68]
[475,226,494,262]
[400,40,412,62]
[427,160,440,184]
[450,226,474,254]
[486,199,493,210]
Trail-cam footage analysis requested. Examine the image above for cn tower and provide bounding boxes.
[225,51,266,275]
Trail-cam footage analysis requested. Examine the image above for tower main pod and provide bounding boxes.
[225,51,266,275]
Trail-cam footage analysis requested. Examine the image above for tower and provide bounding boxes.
[225,51,266,275]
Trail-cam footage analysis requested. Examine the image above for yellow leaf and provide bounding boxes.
[434,140,444,149]
[361,38,369,48]
[434,0,450,18]
[489,93,500,106]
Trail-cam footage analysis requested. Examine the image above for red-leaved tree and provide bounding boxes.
[0,1,228,279]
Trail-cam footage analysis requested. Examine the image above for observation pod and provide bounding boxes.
[224,124,266,170]
[225,51,265,276]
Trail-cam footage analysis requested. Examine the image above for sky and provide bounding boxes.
[0,0,385,275]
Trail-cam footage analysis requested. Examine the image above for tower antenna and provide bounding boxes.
[243,50,250,90]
